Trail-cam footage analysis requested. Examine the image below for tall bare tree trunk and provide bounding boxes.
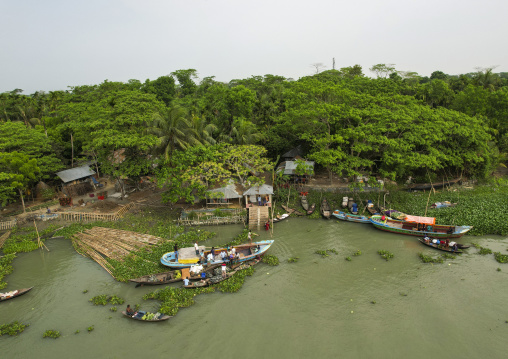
[71,133,74,168]
[19,189,26,213]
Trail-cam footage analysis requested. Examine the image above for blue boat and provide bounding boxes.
[332,210,370,223]
[161,240,274,269]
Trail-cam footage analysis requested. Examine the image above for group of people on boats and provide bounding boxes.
[423,236,459,251]
[196,245,240,265]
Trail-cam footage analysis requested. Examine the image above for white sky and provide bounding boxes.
[1,0,507,94]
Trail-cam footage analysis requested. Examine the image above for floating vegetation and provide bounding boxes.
[0,253,16,290]
[353,250,362,256]
[441,253,456,260]
[216,267,255,293]
[82,289,88,294]
[399,292,408,297]
[287,257,299,263]
[497,268,501,272]
[494,252,508,263]
[0,321,30,336]
[109,295,124,305]
[315,249,338,257]
[261,255,279,266]
[345,257,352,261]
[370,301,377,304]
[75,330,80,334]
[87,326,94,333]
[43,330,61,339]
[144,286,215,316]
[378,250,394,261]
[2,224,61,255]
[419,253,444,263]
[89,294,125,306]
[89,295,109,306]
[109,306,117,312]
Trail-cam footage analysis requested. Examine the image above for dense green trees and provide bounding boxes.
[1,64,507,206]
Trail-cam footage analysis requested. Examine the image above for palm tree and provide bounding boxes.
[227,118,263,145]
[150,105,195,161]
[189,115,217,146]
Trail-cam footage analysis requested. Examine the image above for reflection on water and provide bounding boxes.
[2,218,507,358]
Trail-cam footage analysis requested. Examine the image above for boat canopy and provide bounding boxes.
[404,215,436,225]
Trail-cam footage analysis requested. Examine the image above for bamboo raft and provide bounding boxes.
[0,231,11,249]
[71,227,165,279]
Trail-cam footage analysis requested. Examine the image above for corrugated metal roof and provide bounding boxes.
[56,166,96,183]
[276,161,314,175]
[207,181,242,199]
[243,184,274,196]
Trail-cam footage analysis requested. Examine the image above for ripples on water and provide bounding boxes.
[2,218,508,358]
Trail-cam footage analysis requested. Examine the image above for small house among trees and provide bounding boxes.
[243,184,273,208]
[56,165,96,197]
[205,180,243,207]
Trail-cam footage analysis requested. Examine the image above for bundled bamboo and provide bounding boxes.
[74,233,128,261]
[87,227,162,245]
[72,238,115,278]
[0,231,11,249]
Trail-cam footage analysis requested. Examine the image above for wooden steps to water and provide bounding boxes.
[248,205,269,229]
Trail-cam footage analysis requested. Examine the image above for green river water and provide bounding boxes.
[1,218,507,359]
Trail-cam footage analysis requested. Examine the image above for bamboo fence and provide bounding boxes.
[58,202,137,222]
[179,208,246,226]
[0,219,17,230]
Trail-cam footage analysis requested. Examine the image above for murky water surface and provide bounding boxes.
[2,218,507,358]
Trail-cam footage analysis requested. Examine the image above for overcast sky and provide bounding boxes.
[1,0,507,94]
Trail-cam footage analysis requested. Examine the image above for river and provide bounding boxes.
[2,217,507,358]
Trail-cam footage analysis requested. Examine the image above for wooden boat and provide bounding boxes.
[272,213,290,223]
[129,264,222,286]
[301,196,309,211]
[417,237,463,254]
[407,177,462,191]
[321,198,331,219]
[161,240,274,269]
[0,287,33,302]
[122,311,172,322]
[430,201,457,209]
[183,270,238,288]
[332,210,370,223]
[282,205,305,216]
[369,215,472,239]
[307,203,316,215]
[366,200,379,215]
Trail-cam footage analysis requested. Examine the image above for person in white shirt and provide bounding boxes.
[183,277,190,286]
[194,242,199,255]
[207,252,214,264]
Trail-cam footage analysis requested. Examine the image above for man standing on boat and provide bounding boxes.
[194,241,199,255]
[174,243,178,261]
[248,230,252,244]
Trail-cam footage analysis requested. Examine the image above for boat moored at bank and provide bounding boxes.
[369,215,472,238]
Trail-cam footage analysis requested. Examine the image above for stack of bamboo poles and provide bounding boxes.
[0,231,11,249]
[71,227,165,279]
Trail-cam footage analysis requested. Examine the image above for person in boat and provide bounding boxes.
[174,243,179,261]
[452,243,458,252]
[220,250,227,262]
[211,247,216,258]
[199,250,205,264]
[46,207,51,214]
[183,277,190,286]
[445,239,450,248]
[207,252,214,264]
[447,227,454,235]
[221,263,227,278]
[381,215,387,224]
[126,304,135,316]
[424,236,430,244]
[194,241,199,255]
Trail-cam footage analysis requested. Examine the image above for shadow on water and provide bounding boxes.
[2,218,508,358]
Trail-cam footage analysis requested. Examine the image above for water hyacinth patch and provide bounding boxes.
[261,254,279,266]
[494,252,508,263]
[287,257,299,263]
[315,249,338,257]
[378,250,394,261]
[43,330,61,339]
[0,253,16,290]
[419,253,443,263]
[0,321,30,336]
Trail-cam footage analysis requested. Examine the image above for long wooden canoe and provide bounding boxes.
[0,287,33,302]
[417,237,463,254]
[129,264,222,286]
[332,210,370,223]
[122,311,172,322]
[301,196,309,211]
[370,215,472,239]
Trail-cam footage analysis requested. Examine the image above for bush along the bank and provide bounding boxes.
[0,253,16,290]
[0,321,30,336]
